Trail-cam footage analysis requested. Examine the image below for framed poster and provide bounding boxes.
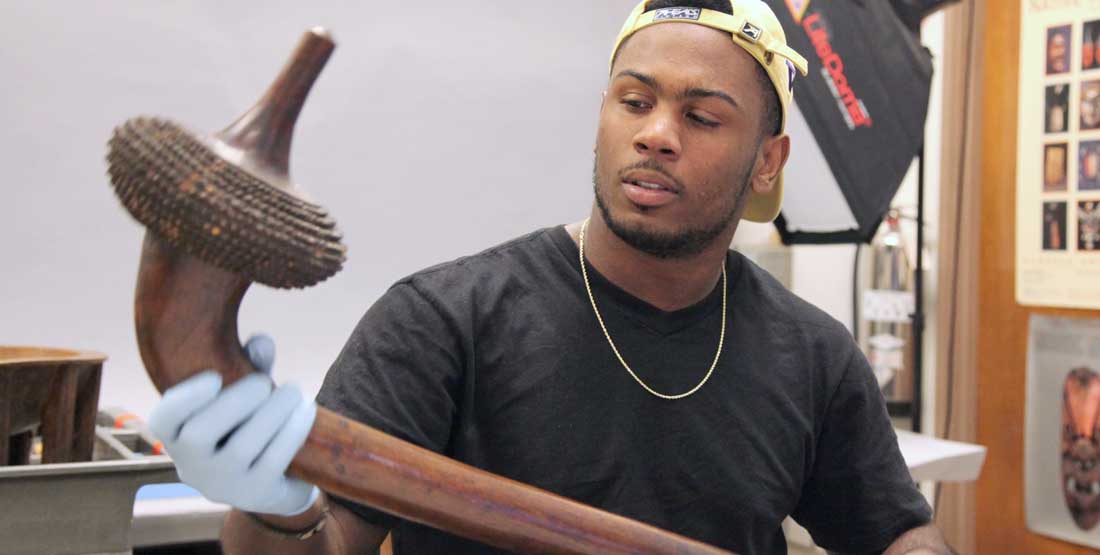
[1026,314,1100,547]
[1016,0,1100,309]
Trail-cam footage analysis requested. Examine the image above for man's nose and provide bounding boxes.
[633,113,681,161]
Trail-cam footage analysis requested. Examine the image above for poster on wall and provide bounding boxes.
[1016,0,1100,310]
[1026,314,1100,547]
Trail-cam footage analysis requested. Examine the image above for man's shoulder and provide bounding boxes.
[732,250,853,346]
[394,226,565,295]
[732,252,866,406]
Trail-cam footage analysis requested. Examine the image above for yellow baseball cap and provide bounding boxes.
[609,1,809,223]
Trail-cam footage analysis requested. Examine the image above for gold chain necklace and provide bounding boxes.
[578,219,726,400]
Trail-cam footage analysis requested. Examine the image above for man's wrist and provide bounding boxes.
[245,489,329,540]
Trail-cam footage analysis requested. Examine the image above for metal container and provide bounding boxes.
[0,426,179,555]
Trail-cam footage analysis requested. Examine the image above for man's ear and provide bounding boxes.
[752,134,790,195]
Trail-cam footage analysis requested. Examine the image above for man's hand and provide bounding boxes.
[149,335,319,516]
[883,524,956,555]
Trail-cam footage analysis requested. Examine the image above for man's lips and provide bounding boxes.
[620,170,681,208]
[621,169,681,193]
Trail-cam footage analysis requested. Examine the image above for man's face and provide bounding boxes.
[593,23,785,259]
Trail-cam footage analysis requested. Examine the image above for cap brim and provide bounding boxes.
[741,172,783,223]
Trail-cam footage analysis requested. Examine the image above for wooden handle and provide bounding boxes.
[134,233,734,555]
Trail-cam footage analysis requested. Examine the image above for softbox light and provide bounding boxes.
[889,0,962,33]
[765,0,940,244]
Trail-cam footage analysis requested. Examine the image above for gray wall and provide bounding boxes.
[1,1,635,416]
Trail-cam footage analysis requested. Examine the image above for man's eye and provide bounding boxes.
[687,112,719,128]
[621,99,650,111]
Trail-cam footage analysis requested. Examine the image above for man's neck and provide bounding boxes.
[566,211,735,312]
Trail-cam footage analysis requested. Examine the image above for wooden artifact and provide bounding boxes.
[0,347,106,466]
[105,28,733,555]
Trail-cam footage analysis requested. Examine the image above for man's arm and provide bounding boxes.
[221,491,390,555]
[790,332,938,553]
[882,523,955,555]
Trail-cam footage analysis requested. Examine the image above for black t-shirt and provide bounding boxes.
[316,226,931,555]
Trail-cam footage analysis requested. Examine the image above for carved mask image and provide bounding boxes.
[1063,367,1100,530]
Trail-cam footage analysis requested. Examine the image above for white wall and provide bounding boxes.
[0,2,948,428]
[0,1,636,417]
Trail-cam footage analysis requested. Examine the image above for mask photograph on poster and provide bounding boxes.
[1048,24,1072,74]
[1028,315,1100,549]
[1079,201,1100,251]
[1084,19,1100,71]
[1044,201,1068,251]
[1045,142,1069,191]
[1082,80,1100,131]
[1046,84,1070,134]
[1062,367,1100,531]
[1081,140,1100,190]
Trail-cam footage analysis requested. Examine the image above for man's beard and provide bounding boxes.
[592,155,753,259]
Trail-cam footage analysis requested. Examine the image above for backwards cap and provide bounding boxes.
[609,1,809,223]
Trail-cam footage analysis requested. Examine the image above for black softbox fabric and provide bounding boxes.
[764,0,937,244]
[890,0,960,33]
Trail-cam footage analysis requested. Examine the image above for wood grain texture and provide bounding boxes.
[934,3,982,552]
[41,367,77,463]
[975,1,1100,552]
[0,347,106,466]
[72,364,102,461]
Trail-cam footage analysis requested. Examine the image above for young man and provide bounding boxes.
[151,1,953,553]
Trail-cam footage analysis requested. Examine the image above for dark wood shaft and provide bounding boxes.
[134,233,734,555]
[72,363,103,461]
[41,367,77,463]
[135,233,253,393]
[213,28,334,195]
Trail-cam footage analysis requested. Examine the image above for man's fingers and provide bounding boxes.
[252,397,316,478]
[244,334,276,374]
[222,384,303,467]
[176,373,272,448]
[149,370,223,443]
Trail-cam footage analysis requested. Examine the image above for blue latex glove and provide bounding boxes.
[149,334,319,516]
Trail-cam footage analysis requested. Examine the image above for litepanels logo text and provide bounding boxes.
[653,7,701,21]
[802,12,873,130]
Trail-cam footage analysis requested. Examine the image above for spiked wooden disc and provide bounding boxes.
[107,117,345,288]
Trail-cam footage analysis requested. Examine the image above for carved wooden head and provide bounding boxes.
[1063,367,1100,529]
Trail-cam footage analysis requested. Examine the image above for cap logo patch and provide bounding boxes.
[784,0,812,24]
[740,22,762,42]
[653,7,701,21]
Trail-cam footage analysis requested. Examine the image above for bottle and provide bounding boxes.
[1045,144,1066,190]
[862,211,914,403]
